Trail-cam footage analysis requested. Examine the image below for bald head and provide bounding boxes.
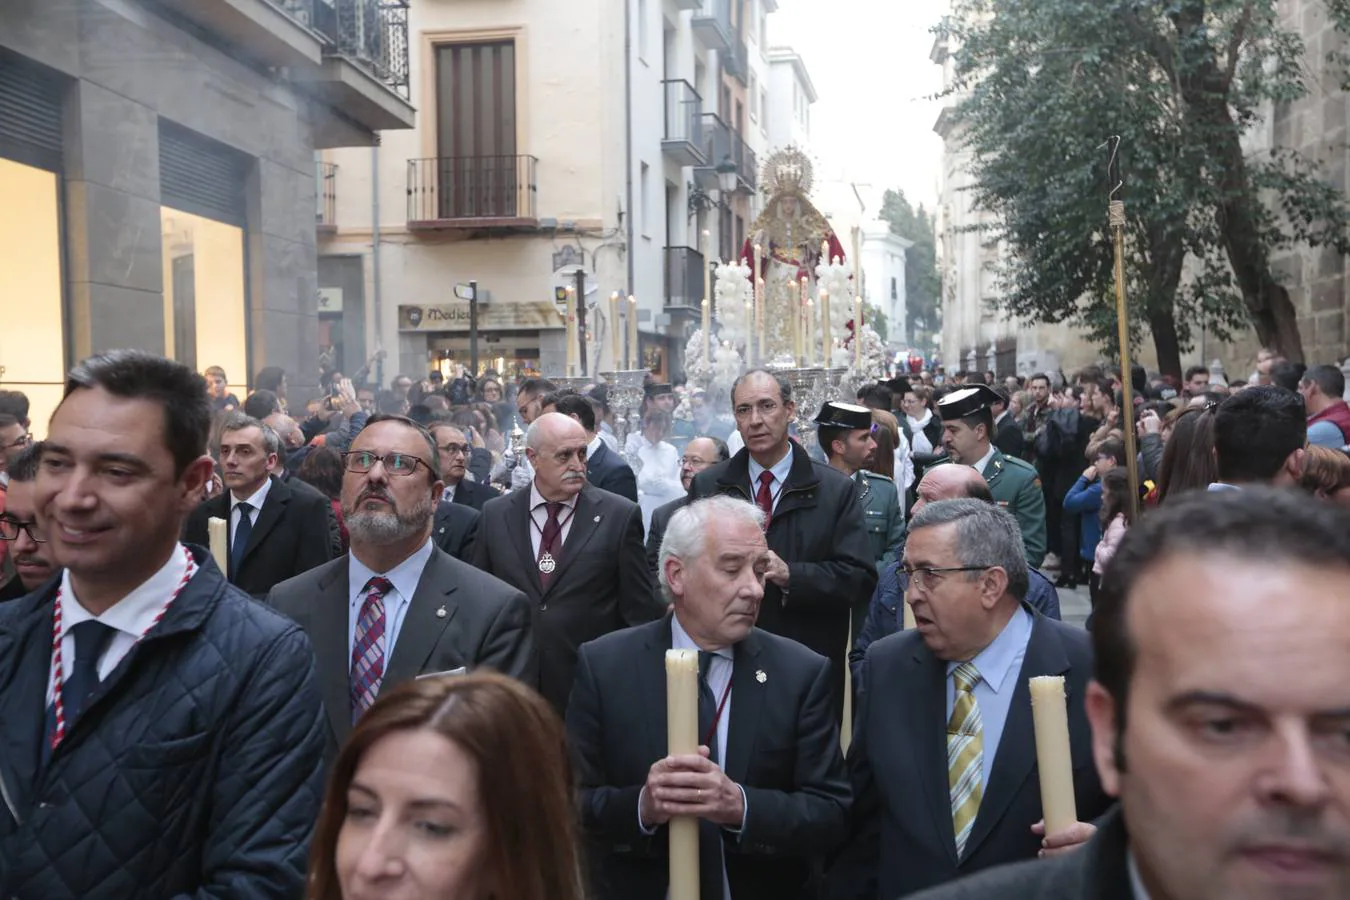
[912,465,993,516]
[525,411,587,451]
[526,412,589,501]
[264,413,303,451]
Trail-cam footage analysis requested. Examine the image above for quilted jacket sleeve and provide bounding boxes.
[181,624,326,899]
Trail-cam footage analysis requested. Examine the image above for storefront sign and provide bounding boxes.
[398,302,564,333]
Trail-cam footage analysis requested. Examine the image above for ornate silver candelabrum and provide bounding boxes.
[599,369,648,465]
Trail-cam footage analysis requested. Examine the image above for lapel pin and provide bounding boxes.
[594,515,601,522]
[755,669,767,684]
[436,606,447,619]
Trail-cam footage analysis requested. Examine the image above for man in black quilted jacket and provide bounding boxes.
[0,350,326,899]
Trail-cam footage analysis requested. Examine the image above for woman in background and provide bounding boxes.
[308,673,586,900]
[1091,466,1136,608]
[1155,404,1219,503]
[298,446,348,553]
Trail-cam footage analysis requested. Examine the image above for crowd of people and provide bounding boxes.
[0,346,1347,900]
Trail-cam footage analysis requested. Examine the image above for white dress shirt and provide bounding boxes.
[974,443,998,479]
[528,482,579,558]
[347,538,436,659]
[230,477,271,538]
[944,607,1034,790]
[746,447,794,513]
[441,482,457,504]
[587,433,604,460]
[48,543,193,703]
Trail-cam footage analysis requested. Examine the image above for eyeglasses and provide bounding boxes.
[901,564,992,590]
[0,518,45,543]
[1,433,31,451]
[439,443,471,457]
[341,451,430,477]
[680,456,711,468]
[733,399,782,418]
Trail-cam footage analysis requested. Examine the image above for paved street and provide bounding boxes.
[1059,584,1091,629]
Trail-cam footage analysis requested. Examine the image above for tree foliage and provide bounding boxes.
[879,189,941,346]
[944,0,1350,373]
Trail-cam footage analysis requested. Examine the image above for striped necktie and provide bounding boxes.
[350,576,394,723]
[948,661,984,857]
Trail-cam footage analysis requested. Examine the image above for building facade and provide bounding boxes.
[0,0,413,430]
[860,224,912,348]
[766,47,815,156]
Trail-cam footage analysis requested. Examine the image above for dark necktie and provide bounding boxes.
[754,471,775,528]
[231,502,253,576]
[64,620,116,725]
[539,502,564,590]
[697,648,725,900]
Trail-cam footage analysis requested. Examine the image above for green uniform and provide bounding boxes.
[981,447,1048,567]
[856,469,905,573]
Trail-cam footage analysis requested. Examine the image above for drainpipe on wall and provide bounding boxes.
[371,142,384,387]
[624,0,636,307]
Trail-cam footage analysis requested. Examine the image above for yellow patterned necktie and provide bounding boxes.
[948,661,984,857]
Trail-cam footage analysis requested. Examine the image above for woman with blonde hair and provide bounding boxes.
[1298,445,1350,506]
[308,673,586,900]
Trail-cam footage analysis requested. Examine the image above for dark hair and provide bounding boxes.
[1157,406,1218,503]
[586,383,611,415]
[991,386,1011,408]
[307,673,587,900]
[243,390,280,420]
[518,377,557,400]
[62,350,210,476]
[218,413,282,456]
[1099,466,1134,528]
[297,446,344,501]
[254,366,286,393]
[1302,364,1346,399]
[1029,373,1051,388]
[817,425,847,459]
[1094,437,1126,465]
[1183,365,1209,383]
[856,384,892,411]
[952,406,995,441]
[1093,488,1350,765]
[730,368,792,406]
[1269,360,1306,393]
[361,414,442,481]
[0,390,30,425]
[1213,386,1307,484]
[870,410,898,479]
[1131,363,1147,395]
[541,391,596,433]
[8,441,42,483]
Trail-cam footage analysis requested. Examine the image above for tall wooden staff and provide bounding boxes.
[1105,136,1141,520]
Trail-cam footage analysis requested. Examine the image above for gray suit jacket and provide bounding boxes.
[266,544,537,756]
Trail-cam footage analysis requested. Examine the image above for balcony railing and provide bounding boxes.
[276,0,411,95]
[733,132,757,193]
[664,246,707,309]
[661,80,705,166]
[724,30,749,83]
[317,160,338,230]
[701,114,756,194]
[407,155,539,228]
[692,0,733,51]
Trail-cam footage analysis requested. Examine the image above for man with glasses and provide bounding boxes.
[266,415,535,761]
[645,436,730,578]
[0,413,31,488]
[0,443,58,602]
[427,418,498,511]
[832,499,1107,899]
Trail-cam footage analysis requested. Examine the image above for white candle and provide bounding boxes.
[1029,675,1078,835]
[208,517,229,575]
[610,292,622,371]
[666,649,700,900]
[628,295,639,370]
[701,230,712,366]
[820,289,831,367]
[565,287,578,377]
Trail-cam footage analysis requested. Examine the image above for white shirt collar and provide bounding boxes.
[747,445,794,487]
[973,443,997,476]
[587,433,603,457]
[442,482,457,502]
[230,476,272,513]
[348,537,436,608]
[59,543,192,641]
[946,606,1033,694]
[671,613,734,661]
[995,410,1008,425]
[1127,851,1152,900]
[529,481,580,513]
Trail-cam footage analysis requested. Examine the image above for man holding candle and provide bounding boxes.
[907,488,1350,900]
[833,499,1107,899]
[689,369,877,719]
[567,495,851,900]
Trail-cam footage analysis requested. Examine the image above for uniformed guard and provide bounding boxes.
[816,400,905,642]
[936,384,1048,566]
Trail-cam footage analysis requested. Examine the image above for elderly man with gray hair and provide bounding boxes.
[567,495,852,900]
[831,499,1112,899]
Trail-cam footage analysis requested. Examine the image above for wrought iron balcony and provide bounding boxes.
[316,160,338,231]
[407,156,540,231]
[699,114,756,195]
[724,30,749,84]
[662,80,706,167]
[665,246,708,310]
[692,0,733,52]
[733,131,757,193]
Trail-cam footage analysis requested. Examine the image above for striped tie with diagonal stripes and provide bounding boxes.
[948,661,984,858]
[350,576,394,724]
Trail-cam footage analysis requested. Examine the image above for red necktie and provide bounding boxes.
[539,501,564,589]
[755,470,775,528]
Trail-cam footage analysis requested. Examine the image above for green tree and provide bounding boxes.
[944,0,1350,372]
[879,189,941,345]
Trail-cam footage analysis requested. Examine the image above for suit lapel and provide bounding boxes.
[385,551,461,685]
[508,490,543,595]
[547,488,602,590]
[241,477,289,563]
[907,644,961,865]
[963,612,1071,860]
[724,630,765,784]
[310,562,356,745]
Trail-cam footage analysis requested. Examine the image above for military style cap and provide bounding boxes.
[813,401,874,430]
[645,382,674,398]
[936,384,1001,420]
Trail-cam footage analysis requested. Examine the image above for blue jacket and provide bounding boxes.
[0,546,326,898]
[849,560,1062,682]
[1063,476,1104,562]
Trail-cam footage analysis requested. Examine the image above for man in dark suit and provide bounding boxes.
[427,418,499,511]
[646,436,730,577]
[832,499,1109,899]
[541,390,639,502]
[267,414,536,758]
[909,489,1350,900]
[689,370,877,716]
[473,412,660,713]
[567,495,851,900]
[185,414,333,597]
[992,387,1028,460]
[432,500,479,561]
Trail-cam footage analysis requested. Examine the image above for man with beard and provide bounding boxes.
[909,488,1350,900]
[266,415,536,761]
[185,414,333,597]
[0,443,59,601]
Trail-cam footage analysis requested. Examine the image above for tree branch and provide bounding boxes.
[1223,2,1256,91]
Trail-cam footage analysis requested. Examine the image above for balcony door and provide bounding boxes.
[435,41,518,219]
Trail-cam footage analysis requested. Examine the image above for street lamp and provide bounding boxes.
[687,155,743,220]
[716,153,739,196]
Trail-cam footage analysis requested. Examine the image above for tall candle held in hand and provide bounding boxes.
[208,517,228,575]
[628,295,639,370]
[666,649,701,900]
[1029,675,1077,835]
